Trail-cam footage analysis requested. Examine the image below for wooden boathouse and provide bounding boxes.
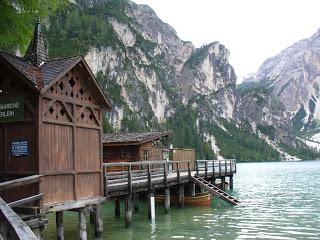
[0,20,111,239]
[103,131,172,166]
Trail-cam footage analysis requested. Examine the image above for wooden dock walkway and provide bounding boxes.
[0,160,238,239]
[103,159,237,197]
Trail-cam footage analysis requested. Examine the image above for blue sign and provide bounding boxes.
[11,140,29,157]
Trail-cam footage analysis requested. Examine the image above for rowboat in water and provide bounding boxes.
[155,192,212,206]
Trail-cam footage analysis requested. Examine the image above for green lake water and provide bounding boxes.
[44,161,320,239]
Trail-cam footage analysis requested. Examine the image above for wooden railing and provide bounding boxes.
[195,159,236,177]
[102,160,192,196]
[102,160,237,197]
[0,175,43,240]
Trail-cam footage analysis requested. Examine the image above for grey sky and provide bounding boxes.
[132,0,320,83]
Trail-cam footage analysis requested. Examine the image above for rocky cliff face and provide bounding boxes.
[82,0,237,131]
[246,30,320,136]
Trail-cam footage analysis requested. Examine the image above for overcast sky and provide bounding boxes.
[132,0,320,83]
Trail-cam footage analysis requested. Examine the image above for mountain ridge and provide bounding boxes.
[43,0,319,161]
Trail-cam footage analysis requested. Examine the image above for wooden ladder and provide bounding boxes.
[191,175,240,205]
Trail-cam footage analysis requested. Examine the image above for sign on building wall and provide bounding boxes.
[0,96,24,123]
[11,140,29,157]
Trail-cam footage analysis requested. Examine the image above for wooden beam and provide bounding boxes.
[0,175,42,191]
[0,197,38,240]
[8,193,44,208]
[45,197,105,213]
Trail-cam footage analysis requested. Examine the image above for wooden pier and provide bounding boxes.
[103,159,238,225]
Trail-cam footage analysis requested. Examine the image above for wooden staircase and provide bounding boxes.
[191,175,240,205]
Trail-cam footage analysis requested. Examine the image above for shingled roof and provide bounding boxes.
[0,51,80,90]
[103,131,172,146]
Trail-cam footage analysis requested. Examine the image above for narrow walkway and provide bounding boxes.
[191,175,240,205]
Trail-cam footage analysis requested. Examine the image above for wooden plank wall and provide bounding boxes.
[172,148,196,170]
[39,65,104,206]
[0,65,39,203]
[139,142,169,161]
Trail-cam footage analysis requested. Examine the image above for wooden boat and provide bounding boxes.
[155,192,212,206]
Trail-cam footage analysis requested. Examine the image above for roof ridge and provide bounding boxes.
[48,55,83,62]
[0,51,27,61]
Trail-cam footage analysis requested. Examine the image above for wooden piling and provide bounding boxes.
[79,208,87,240]
[189,183,196,197]
[33,227,43,240]
[221,177,226,190]
[94,204,103,235]
[56,211,64,240]
[230,175,234,190]
[164,188,170,214]
[178,184,184,208]
[133,193,139,212]
[148,192,155,220]
[115,198,120,218]
[89,207,95,225]
[125,194,133,226]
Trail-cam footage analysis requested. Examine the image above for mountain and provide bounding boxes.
[245,30,320,139]
[43,0,317,161]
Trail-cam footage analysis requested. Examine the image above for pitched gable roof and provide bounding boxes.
[0,51,112,110]
[103,131,172,146]
[0,51,80,90]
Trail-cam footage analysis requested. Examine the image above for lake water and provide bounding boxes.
[44,161,320,239]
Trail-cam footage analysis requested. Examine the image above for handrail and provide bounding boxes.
[196,159,236,163]
[102,160,167,167]
[0,175,42,191]
[0,197,38,240]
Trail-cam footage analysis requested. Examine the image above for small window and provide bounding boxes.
[121,148,130,158]
[143,150,149,161]
[163,151,169,160]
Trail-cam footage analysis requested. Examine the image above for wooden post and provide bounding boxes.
[33,227,43,240]
[187,161,191,180]
[125,194,133,226]
[230,175,234,190]
[128,164,132,194]
[176,162,181,184]
[148,191,155,220]
[115,198,120,218]
[56,211,64,240]
[89,207,95,225]
[164,188,170,214]
[225,160,227,175]
[196,161,199,176]
[212,161,215,177]
[178,184,184,208]
[189,183,196,197]
[147,164,152,191]
[221,176,226,190]
[79,208,87,240]
[94,204,103,235]
[205,161,208,179]
[163,163,168,187]
[133,193,139,212]
[212,177,216,185]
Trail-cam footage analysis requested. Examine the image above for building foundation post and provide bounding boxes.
[164,188,170,214]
